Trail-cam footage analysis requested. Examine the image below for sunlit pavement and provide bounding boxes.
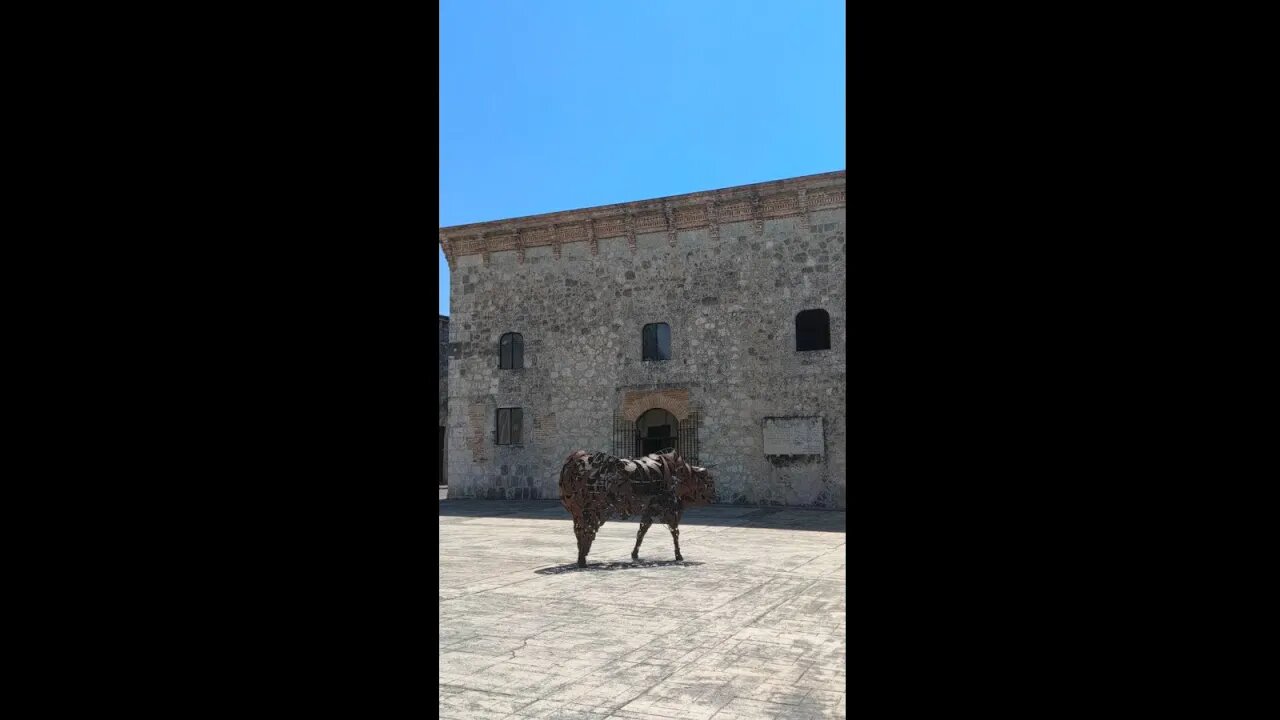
[439,499,846,719]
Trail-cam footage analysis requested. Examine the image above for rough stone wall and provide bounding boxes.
[439,316,450,423]
[439,315,449,483]
[443,176,845,508]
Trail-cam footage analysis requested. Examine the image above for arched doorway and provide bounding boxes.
[636,408,678,456]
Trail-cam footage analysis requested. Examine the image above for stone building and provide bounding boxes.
[439,314,449,485]
[438,170,845,508]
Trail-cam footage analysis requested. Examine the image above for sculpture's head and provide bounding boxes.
[676,459,716,506]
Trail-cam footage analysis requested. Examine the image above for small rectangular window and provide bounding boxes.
[642,323,671,361]
[496,408,522,445]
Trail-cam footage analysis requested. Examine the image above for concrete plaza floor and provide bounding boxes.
[439,498,846,720]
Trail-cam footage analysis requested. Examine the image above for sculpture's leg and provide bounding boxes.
[665,511,683,561]
[631,515,653,559]
[576,525,597,568]
[574,521,586,567]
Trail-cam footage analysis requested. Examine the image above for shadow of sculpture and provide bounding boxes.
[535,559,705,575]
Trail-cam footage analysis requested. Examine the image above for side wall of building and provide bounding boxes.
[439,315,449,484]
[445,209,845,508]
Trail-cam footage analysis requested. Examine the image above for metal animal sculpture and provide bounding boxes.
[559,449,715,567]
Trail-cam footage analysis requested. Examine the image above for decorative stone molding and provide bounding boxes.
[438,170,844,259]
[622,388,691,422]
[440,233,454,264]
[635,211,664,234]
[674,203,705,229]
[595,216,623,240]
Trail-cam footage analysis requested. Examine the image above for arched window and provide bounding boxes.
[499,332,524,369]
[642,323,671,361]
[796,310,830,351]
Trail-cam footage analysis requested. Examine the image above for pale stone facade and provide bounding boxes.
[439,314,449,485]
[439,171,846,508]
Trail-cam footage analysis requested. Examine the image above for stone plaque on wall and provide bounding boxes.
[762,417,824,456]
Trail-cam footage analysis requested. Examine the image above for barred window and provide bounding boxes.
[796,310,830,351]
[642,323,671,361]
[499,332,524,369]
[496,408,523,445]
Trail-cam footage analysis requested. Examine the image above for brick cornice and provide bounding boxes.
[439,170,845,259]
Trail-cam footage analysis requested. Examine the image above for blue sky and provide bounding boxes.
[439,0,845,315]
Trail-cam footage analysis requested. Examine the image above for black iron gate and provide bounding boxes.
[677,411,700,465]
[614,411,700,465]
[613,413,637,459]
